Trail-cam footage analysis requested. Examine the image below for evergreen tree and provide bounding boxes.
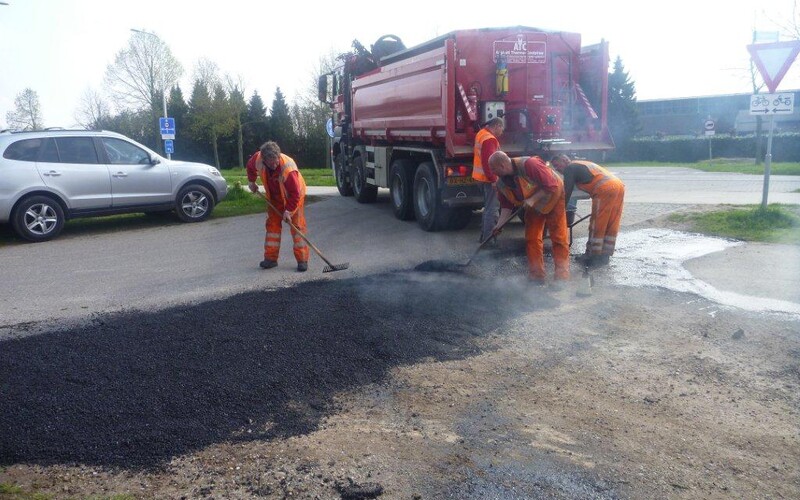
[209,84,237,168]
[269,87,297,155]
[607,56,640,145]
[244,91,269,157]
[228,85,248,167]
[186,79,214,164]
[291,99,329,168]
[168,85,195,161]
[96,109,151,145]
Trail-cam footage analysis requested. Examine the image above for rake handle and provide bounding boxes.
[255,191,338,269]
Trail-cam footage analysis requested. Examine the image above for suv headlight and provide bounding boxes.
[208,167,221,177]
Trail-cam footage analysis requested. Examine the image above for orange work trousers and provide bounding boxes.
[586,179,625,256]
[524,195,570,281]
[264,198,309,264]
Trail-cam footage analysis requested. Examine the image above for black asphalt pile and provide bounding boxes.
[0,270,557,470]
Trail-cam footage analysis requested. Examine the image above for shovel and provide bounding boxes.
[462,206,522,267]
[254,191,349,273]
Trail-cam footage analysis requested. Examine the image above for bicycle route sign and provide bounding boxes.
[749,93,795,115]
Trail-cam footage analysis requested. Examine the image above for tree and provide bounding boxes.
[209,83,237,168]
[74,88,110,130]
[104,31,183,150]
[6,88,43,130]
[225,75,248,167]
[269,87,296,154]
[243,91,269,158]
[186,79,214,165]
[607,56,640,145]
[168,85,195,160]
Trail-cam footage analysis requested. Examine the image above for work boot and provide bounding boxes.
[259,259,278,269]
[297,262,308,272]
[595,255,611,266]
[574,253,595,267]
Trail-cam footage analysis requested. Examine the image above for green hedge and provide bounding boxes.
[608,133,800,162]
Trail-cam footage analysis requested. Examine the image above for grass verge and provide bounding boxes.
[610,159,800,175]
[668,204,800,244]
[0,482,49,500]
[220,167,334,186]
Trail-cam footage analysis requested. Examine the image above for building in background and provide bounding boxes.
[637,91,800,137]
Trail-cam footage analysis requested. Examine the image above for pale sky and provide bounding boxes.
[1,0,799,129]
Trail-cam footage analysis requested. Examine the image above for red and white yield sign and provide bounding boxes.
[747,40,800,93]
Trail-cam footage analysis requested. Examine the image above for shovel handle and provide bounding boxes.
[254,191,337,269]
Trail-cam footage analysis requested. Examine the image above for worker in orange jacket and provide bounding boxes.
[551,154,625,267]
[488,151,569,284]
[246,141,309,272]
[472,117,505,243]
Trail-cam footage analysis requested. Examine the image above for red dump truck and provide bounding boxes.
[318,26,614,231]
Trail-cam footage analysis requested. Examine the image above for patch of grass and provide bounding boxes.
[668,204,800,243]
[609,159,800,175]
[220,167,334,186]
[0,482,50,500]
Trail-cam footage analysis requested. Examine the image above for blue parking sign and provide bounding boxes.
[164,139,174,154]
[159,117,176,139]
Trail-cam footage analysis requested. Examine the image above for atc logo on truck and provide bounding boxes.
[494,35,546,64]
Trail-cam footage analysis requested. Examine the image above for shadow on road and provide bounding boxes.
[0,270,557,469]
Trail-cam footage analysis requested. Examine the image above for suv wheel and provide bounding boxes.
[12,195,65,242]
[176,184,214,222]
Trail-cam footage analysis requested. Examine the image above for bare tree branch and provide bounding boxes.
[5,88,43,130]
[104,31,183,113]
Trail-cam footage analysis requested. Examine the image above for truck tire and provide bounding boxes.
[389,159,416,220]
[334,153,353,197]
[351,155,377,203]
[413,162,449,231]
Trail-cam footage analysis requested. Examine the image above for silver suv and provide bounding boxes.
[0,129,228,242]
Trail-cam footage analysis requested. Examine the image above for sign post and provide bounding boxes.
[704,119,715,160]
[159,117,176,160]
[747,40,800,208]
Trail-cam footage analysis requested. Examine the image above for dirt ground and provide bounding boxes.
[2,217,799,499]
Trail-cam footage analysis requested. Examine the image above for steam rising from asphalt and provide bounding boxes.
[606,228,800,316]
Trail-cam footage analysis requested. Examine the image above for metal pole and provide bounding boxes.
[761,114,775,209]
[708,137,712,160]
[162,88,170,160]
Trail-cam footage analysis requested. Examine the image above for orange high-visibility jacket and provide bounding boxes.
[472,128,497,182]
[255,152,307,213]
[569,160,619,195]
[496,157,563,214]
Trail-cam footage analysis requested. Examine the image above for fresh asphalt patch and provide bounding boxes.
[0,270,558,470]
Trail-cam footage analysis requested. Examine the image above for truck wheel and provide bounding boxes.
[351,155,377,203]
[11,195,65,242]
[413,162,448,232]
[389,159,416,220]
[334,153,353,197]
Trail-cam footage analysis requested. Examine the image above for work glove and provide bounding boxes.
[282,210,292,223]
[248,181,259,193]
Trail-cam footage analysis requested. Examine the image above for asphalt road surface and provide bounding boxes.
[1,166,799,331]
[1,168,798,499]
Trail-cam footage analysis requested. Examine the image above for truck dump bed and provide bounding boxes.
[350,26,613,158]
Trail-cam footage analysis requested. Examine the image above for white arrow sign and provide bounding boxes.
[749,93,795,115]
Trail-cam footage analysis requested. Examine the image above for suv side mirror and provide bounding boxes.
[150,156,161,165]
